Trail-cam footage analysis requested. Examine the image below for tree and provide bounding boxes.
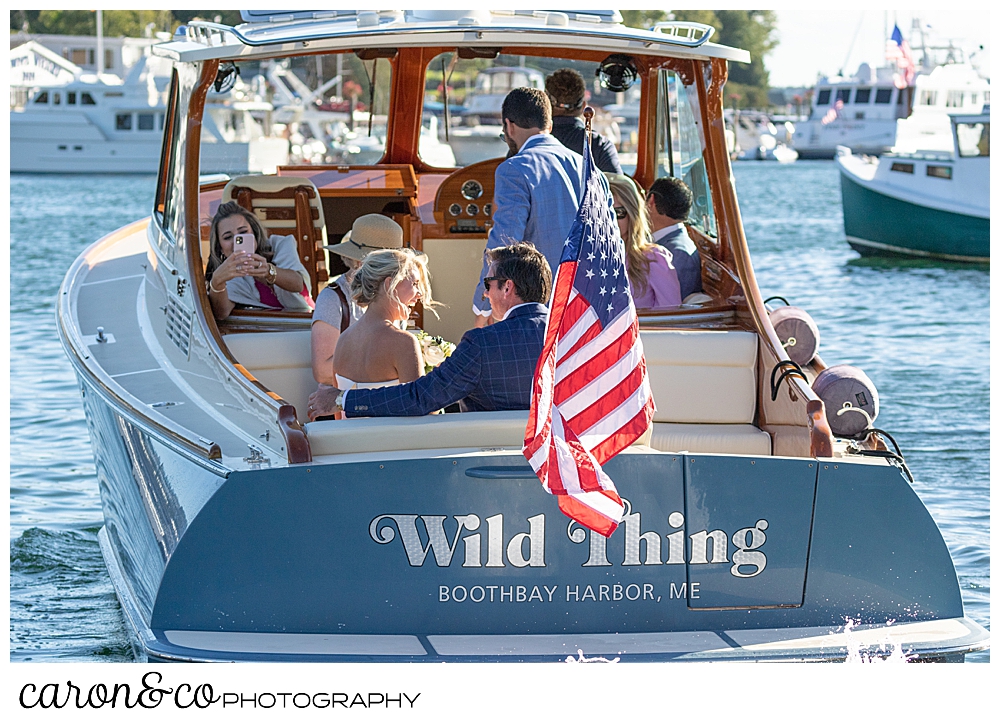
[11,10,242,36]
[620,9,779,109]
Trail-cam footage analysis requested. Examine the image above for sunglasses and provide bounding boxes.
[483,275,507,292]
[614,206,628,220]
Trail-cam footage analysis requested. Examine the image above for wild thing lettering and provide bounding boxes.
[370,508,769,578]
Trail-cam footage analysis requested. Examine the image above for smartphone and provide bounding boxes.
[233,233,256,256]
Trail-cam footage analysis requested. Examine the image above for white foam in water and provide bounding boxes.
[565,649,620,663]
[840,618,917,663]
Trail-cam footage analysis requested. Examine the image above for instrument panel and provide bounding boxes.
[433,157,504,235]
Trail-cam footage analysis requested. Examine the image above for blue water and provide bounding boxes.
[8,163,989,661]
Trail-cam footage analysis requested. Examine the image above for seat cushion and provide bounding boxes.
[305,410,529,456]
[224,331,314,421]
[641,330,758,424]
[649,423,771,456]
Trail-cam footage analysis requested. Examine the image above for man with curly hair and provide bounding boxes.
[545,68,622,174]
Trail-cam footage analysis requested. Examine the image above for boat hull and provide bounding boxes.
[70,371,987,661]
[840,171,990,263]
[10,135,288,174]
[793,119,896,159]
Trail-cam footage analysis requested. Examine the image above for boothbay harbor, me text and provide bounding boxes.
[370,508,770,576]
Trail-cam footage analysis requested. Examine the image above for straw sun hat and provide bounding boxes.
[324,214,403,261]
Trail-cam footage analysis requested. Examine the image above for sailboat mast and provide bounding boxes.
[96,9,104,76]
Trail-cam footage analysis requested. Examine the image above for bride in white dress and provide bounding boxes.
[331,248,439,412]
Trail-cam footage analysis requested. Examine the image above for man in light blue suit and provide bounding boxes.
[472,87,583,325]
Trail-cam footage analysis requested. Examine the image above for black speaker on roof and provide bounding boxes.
[596,54,638,93]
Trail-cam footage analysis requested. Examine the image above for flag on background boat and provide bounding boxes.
[523,134,655,537]
[886,23,916,88]
[822,99,844,125]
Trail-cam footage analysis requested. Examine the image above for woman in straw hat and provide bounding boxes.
[311,214,404,386]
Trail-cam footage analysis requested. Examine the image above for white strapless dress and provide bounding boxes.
[335,375,400,390]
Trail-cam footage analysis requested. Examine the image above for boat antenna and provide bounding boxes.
[839,11,865,76]
[368,59,377,137]
[96,9,104,77]
[441,56,450,143]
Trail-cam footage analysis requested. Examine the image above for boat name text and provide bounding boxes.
[370,510,769,577]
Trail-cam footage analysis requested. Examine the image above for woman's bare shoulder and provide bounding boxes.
[385,325,421,351]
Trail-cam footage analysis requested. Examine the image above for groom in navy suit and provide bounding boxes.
[307,243,551,420]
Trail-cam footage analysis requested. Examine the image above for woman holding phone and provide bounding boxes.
[205,201,315,320]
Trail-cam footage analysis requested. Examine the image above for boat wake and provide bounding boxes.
[841,618,917,663]
[565,649,620,663]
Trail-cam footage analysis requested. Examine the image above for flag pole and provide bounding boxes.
[583,105,594,144]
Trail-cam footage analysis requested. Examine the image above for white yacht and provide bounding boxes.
[10,52,289,174]
[447,66,545,165]
[795,62,988,159]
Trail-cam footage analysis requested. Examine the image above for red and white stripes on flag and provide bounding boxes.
[523,137,655,537]
[886,24,916,88]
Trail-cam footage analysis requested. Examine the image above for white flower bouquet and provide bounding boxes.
[415,330,456,374]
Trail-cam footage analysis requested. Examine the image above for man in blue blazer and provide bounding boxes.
[472,87,583,324]
[307,243,551,419]
[647,176,703,300]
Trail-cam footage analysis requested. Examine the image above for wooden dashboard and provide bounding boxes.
[428,157,503,238]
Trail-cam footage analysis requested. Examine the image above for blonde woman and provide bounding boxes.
[311,214,403,385]
[332,248,440,394]
[606,173,682,309]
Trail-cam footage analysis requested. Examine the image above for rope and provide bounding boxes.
[770,360,807,401]
[842,427,914,484]
[763,295,790,307]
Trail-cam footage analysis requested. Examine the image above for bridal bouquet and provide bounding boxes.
[415,330,456,373]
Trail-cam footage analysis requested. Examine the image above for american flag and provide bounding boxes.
[523,135,655,537]
[821,99,844,126]
[886,24,916,88]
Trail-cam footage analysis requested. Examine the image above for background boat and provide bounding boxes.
[837,107,989,262]
[794,23,989,159]
[10,51,289,174]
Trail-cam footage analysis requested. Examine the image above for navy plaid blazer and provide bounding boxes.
[343,303,548,417]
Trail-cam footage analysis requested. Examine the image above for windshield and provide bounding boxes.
[197,55,393,175]
[420,52,640,171]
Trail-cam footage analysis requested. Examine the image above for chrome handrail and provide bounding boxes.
[169,20,737,59]
[651,21,715,47]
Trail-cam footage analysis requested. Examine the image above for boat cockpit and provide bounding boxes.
[133,11,835,467]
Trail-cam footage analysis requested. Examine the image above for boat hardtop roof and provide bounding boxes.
[152,9,750,64]
[951,105,990,124]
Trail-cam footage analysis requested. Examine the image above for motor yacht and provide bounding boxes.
[57,8,988,662]
[11,51,289,174]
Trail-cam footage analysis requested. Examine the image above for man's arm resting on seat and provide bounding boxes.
[343,334,484,417]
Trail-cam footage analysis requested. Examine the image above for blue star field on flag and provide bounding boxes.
[560,158,633,328]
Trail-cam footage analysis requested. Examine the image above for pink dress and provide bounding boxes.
[631,246,682,310]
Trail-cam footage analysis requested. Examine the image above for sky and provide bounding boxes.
[765,6,992,87]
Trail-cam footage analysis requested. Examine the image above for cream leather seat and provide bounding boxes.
[305,410,529,456]
[640,329,771,455]
[223,330,314,421]
[222,175,330,299]
[225,328,772,456]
